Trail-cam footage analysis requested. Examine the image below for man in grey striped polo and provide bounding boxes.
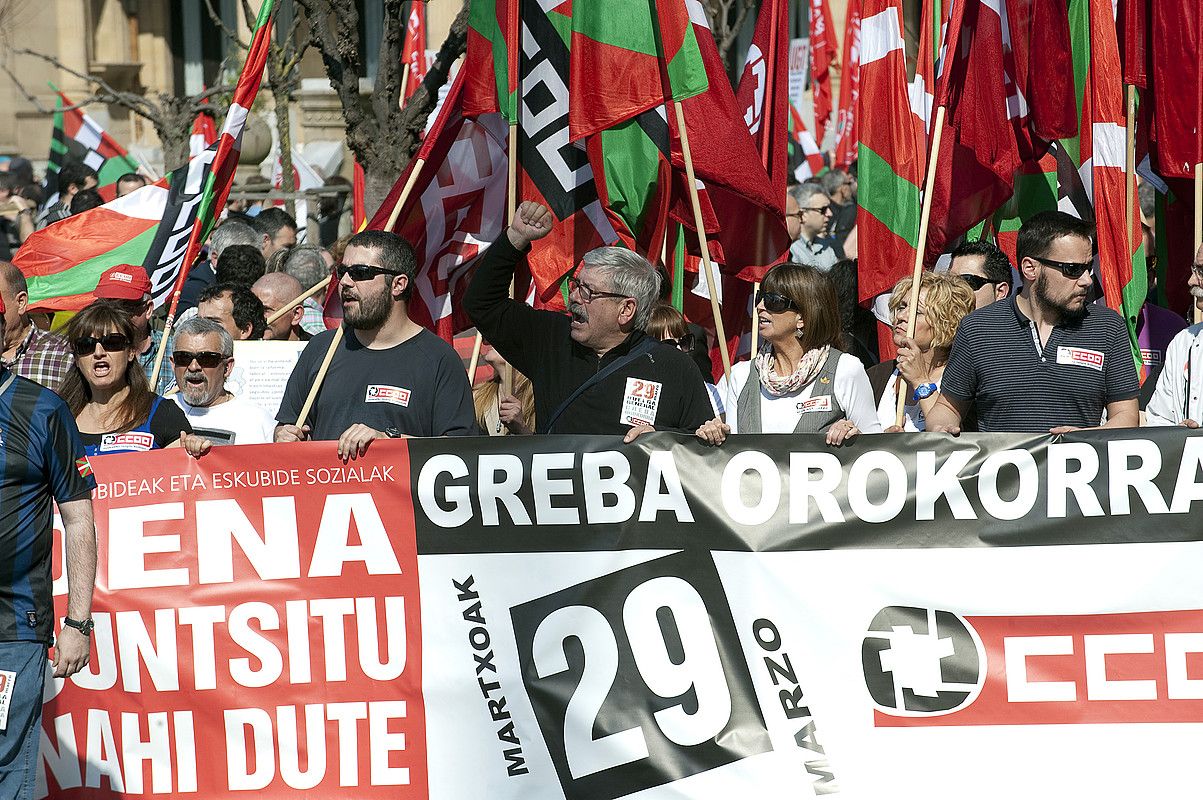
[926,211,1140,434]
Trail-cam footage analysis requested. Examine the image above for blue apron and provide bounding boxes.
[83,396,164,457]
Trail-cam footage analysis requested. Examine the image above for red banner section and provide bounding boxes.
[43,442,425,798]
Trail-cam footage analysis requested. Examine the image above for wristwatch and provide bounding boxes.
[912,382,939,402]
[384,426,403,438]
[63,617,94,636]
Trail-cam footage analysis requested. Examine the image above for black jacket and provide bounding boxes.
[463,236,714,435]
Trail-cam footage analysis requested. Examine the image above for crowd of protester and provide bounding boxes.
[0,153,1197,461]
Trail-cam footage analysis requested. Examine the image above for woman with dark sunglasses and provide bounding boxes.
[58,304,194,456]
[695,263,880,446]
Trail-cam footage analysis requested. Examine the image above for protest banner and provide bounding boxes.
[229,340,308,417]
[41,429,1203,798]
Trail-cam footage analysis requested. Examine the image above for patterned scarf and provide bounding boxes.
[755,344,831,397]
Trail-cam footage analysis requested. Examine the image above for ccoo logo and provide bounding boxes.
[861,606,986,717]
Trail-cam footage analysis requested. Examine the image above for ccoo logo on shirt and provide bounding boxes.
[365,384,411,407]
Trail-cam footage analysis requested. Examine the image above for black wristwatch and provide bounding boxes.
[384,426,403,438]
[63,617,94,636]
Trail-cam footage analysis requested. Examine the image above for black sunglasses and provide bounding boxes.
[1032,255,1094,279]
[755,290,798,314]
[957,273,1000,291]
[338,263,404,282]
[662,333,696,351]
[72,333,129,356]
[172,350,227,369]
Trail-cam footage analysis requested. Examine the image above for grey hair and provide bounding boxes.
[174,316,234,358]
[581,247,661,330]
[209,221,259,261]
[281,244,328,287]
[819,169,848,196]
[789,181,829,209]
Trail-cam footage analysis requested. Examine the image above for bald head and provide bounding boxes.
[0,262,29,350]
[253,272,305,341]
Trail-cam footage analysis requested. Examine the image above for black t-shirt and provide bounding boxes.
[276,327,479,440]
[78,396,192,454]
[463,236,715,435]
[941,295,1140,432]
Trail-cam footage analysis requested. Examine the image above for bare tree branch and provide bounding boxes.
[203,0,250,50]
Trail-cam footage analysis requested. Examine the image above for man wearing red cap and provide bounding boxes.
[92,265,175,394]
[0,263,72,393]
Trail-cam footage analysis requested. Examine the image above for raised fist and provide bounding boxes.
[506,201,553,249]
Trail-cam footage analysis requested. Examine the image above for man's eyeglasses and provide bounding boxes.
[566,276,630,304]
[172,351,227,369]
[957,274,1000,291]
[755,290,798,314]
[802,206,834,216]
[338,263,404,282]
[72,333,129,356]
[661,333,696,351]
[1032,255,1094,279]
[1189,263,1203,280]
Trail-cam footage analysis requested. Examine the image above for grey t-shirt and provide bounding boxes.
[276,327,479,440]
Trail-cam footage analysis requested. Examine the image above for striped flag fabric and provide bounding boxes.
[189,104,218,159]
[463,0,519,121]
[789,103,825,180]
[854,0,923,304]
[735,0,790,195]
[45,90,141,204]
[16,0,276,312]
[833,0,862,171]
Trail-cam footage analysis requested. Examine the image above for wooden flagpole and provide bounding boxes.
[1125,85,1137,261]
[895,105,947,429]
[673,100,732,386]
[265,275,333,326]
[1195,162,1202,325]
[295,157,428,429]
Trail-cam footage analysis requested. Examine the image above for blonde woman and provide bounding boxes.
[473,346,536,435]
[868,272,976,431]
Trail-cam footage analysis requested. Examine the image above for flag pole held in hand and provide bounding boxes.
[265,275,333,326]
[896,105,947,429]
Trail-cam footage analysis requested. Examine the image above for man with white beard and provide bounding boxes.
[170,317,276,445]
[1145,244,1203,426]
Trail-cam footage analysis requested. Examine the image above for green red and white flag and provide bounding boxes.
[809,0,839,148]
[854,0,923,304]
[16,0,276,312]
[923,0,1075,265]
[45,89,141,204]
[189,102,218,159]
[463,0,519,122]
[401,0,427,101]
[833,0,862,170]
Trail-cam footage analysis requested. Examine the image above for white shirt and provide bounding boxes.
[1145,322,1203,425]
[174,394,278,445]
[718,353,882,434]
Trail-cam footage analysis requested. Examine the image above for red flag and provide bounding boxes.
[809,0,839,148]
[673,2,791,281]
[1119,0,1149,88]
[189,102,218,159]
[1149,2,1202,177]
[368,73,512,341]
[833,0,862,170]
[401,1,427,102]
[735,0,790,193]
[924,0,1073,265]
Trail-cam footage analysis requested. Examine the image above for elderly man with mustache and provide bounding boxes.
[1145,243,1203,427]
[464,202,713,439]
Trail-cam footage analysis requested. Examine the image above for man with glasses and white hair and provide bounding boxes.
[464,201,713,439]
[170,317,276,446]
[927,210,1140,433]
[787,182,839,271]
[275,229,477,458]
[1145,244,1203,427]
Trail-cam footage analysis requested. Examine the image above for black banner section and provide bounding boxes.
[409,429,1203,553]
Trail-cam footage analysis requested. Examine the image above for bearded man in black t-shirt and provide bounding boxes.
[275,230,478,459]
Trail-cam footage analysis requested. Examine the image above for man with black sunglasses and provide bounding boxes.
[928,211,1139,434]
[949,240,1012,309]
[464,201,713,438]
[170,318,276,446]
[275,230,477,456]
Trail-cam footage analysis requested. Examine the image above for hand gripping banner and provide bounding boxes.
[41,430,1203,798]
